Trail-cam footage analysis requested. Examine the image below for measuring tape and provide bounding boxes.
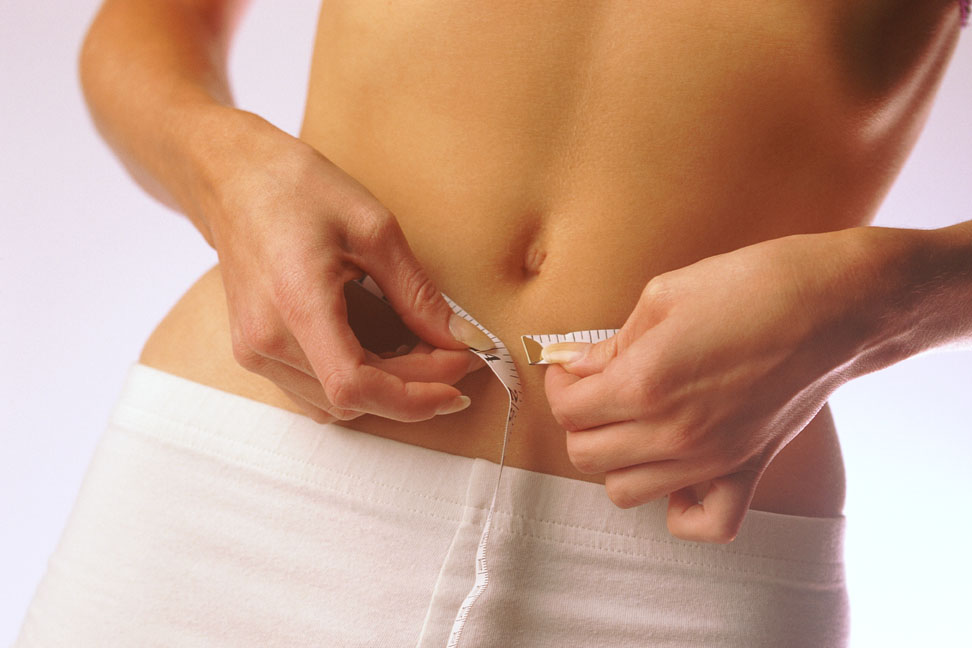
[354,276,617,646]
[520,329,620,365]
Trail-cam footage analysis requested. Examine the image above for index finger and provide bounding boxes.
[545,363,639,430]
[320,362,468,421]
[289,281,466,420]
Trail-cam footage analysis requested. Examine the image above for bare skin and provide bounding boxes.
[82,0,971,540]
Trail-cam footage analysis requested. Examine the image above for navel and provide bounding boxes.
[522,240,547,277]
[505,207,549,281]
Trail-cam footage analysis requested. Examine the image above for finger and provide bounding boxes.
[284,267,368,369]
[230,303,321,379]
[602,459,716,509]
[539,276,670,377]
[564,420,680,475]
[256,357,362,421]
[545,363,639,431]
[369,347,484,384]
[410,340,487,376]
[230,317,343,412]
[268,350,466,425]
[277,386,340,424]
[315,360,472,422]
[351,212,492,351]
[666,471,761,544]
[290,280,474,420]
[247,268,364,384]
[541,335,620,377]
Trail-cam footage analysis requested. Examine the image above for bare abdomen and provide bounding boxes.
[140,0,960,518]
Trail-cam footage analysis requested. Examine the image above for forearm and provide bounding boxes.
[79,0,251,245]
[839,221,972,378]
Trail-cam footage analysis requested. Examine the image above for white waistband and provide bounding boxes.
[110,362,845,583]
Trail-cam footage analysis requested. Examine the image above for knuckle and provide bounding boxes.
[565,436,599,474]
[642,273,672,301]
[399,264,441,313]
[702,518,741,545]
[230,334,261,369]
[322,368,360,410]
[347,203,396,249]
[307,409,335,425]
[550,405,582,433]
[230,318,277,368]
[604,477,642,509]
[239,318,288,358]
[572,455,601,475]
[597,336,621,364]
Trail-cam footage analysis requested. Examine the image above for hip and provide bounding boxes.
[16,361,847,647]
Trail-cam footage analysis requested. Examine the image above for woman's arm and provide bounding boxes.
[852,222,972,369]
[543,220,972,543]
[79,0,488,423]
[79,0,249,245]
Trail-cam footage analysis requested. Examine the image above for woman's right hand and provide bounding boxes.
[193,111,491,424]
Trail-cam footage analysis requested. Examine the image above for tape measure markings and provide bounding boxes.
[520,329,619,364]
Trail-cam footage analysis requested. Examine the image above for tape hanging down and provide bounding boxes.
[353,276,617,647]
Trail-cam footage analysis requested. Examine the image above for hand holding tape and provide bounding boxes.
[542,233,864,545]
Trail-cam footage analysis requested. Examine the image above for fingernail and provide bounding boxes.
[541,342,590,365]
[436,394,472,415]
[449,314,494,351]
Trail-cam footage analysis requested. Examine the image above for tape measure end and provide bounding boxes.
[520,336,548,365]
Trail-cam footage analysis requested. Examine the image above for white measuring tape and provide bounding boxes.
[354,276,618,647]
[520,329,620,365]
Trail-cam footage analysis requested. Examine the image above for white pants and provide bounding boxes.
[15,363,848,647]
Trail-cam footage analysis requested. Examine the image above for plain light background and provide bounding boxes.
[2,2,970,645]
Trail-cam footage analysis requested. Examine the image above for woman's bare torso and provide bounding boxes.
[139,0,961,517]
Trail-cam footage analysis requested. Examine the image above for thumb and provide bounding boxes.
[541,335,619,377]
[362,226,492,353]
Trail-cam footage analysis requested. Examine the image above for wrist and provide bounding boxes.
[175,107,279,247]
[904,222,972,350]
[826,224,964,380]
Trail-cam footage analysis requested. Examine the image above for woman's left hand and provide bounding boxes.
[543,229,893,543]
